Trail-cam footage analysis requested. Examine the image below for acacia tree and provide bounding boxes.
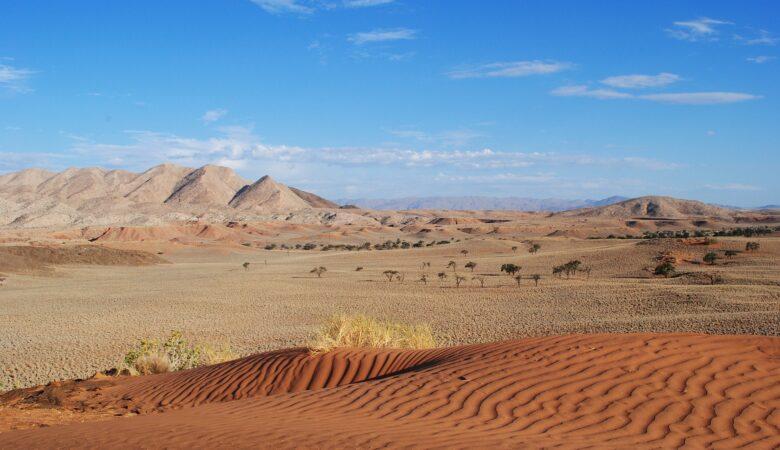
[437,272,448,283]
[383,270,399,282]
[654,261,675,277]
[500,263,521,276]
[472,276,486,288]
[447,261,457,271]
[242,262,250,270]
[745,242,760,252]
[455,275,466,288]
[421,261,431,269]
[418,274,428,284]
[310,266,327,278]
[511,246,518,253]
[531,274,541,286]
[465,261,477,272]
[513,274,522,287]
[460,249,469,257]
[528,243,541,254]
[703,252,718,265]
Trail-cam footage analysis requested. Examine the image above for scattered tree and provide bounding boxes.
[465,261,477,272]
[472,276,486,288]
[242,262,250,270]
[455,275,466,288]
[553,260,582,278]
[418,274,428,284]
[703,252,718,265]
[460,249,469,257]
[531,274,541,286]
[511,246,518,253]
[383,270,399,282]
[421,261,431,269]
[500,263,521,276]
[654,261,675,277]
[310,266,327,278]
[745,241,760,252]
[447,260,457,271]
[581,266,592,279]
[724,250,739,258]
[0,277,5,287]
[355,266,364,271]
[528,243,541,254]
[437,272,448,282]
[513,274,522,287]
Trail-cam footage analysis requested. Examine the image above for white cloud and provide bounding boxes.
[666,17,731,41]
[249,0,313,14]
[0,63,35,92]
[348,28,417,44]
[64,126,680,174]
[704,183,761,191]
[552,85,759,105]
[737,30,779,46]
[447,60,572,79]
[747,55,775,63]
[343,0,394,7]
[388,128,482,147]
[201,108,228,123]
[551,85,632,99]
[601,72,680,89]
[638,92,760,104]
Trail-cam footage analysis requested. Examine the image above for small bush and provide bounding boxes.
[654,261,676,277]
[309,314,437,353]
[123,331,235,375]
[703,252,718,265]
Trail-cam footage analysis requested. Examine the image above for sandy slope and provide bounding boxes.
[2,334,778,448]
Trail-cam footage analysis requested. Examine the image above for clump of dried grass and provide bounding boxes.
[309,314,437,354]
[123,331,236,375]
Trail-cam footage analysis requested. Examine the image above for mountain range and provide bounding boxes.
[336,196,629,212]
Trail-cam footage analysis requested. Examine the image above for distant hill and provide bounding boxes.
[0,164,337,227]
[335,196,629,212]
[556,196,736,219]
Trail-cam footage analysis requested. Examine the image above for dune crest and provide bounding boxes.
[2,334,778,448]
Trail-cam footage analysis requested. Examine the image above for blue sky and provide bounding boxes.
[0,0,778,206]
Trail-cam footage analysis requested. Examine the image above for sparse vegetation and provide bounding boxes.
[123,331,235,375]
[553,260,582,278]
[500,263,521,276]
[703,252,718,265]
[654,261,676,277]
[310,266,327,277]
[383,270,399,282]
[309,314,437,353]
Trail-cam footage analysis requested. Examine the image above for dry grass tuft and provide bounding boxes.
[123,331,236,375]
[133,353,172,375]
[309,314,437,353]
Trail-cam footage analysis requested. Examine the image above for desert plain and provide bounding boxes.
[0,165,778,448]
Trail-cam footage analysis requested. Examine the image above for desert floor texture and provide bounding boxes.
[0,217,778,448]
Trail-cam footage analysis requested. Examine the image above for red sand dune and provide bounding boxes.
[1,334,778,448]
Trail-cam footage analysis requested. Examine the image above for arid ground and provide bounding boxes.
[0,195,778,446]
